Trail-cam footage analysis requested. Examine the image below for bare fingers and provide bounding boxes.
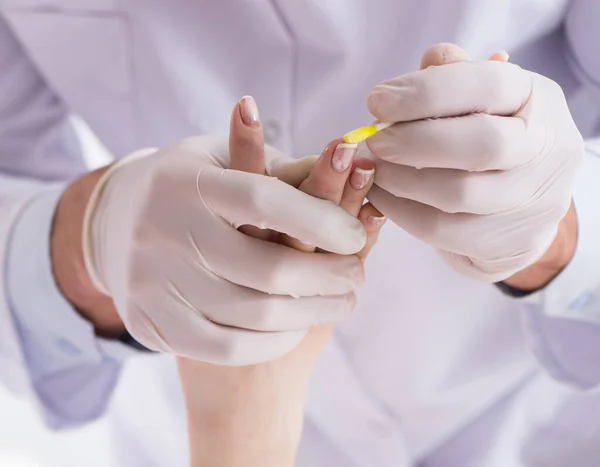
[229,96,272,241]
[281,139,360,252]
[357,203,386,261]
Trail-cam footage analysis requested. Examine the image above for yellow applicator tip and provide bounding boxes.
[342,122,393,144]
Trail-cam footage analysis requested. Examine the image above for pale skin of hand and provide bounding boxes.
[177,97,384,467]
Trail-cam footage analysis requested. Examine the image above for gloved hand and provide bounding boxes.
[81,137,367,365]
[364,44,584,282]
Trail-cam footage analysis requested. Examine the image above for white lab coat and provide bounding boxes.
[2,1,600,466]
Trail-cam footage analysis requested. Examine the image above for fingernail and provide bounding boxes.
[368,215,387,227]
[239,95,260,127]
[332,143,357,172]
[350,167,375,190]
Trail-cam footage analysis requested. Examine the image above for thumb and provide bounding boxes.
[229,95,266,175]
[488,50,510,62]
[420,43,509,69]
[420,42,471,69]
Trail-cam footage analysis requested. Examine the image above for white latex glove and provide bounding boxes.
[82,137,367,365]
[364,56,584,281]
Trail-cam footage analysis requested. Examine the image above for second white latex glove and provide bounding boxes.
[82,136,366,365]
[364,59,584,281]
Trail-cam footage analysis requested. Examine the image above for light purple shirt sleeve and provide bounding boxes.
[6,185,139,429]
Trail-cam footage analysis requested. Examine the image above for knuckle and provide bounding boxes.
[479,117,513,166]
[422,207,447,243]
[452,172,514,215]
[246,176,277,212]
[434,212,478,253]
[252,304,278,330]
[446,173,479,214]
[308,178,343,202]
[413,73,438,111]
[261,259,290,294]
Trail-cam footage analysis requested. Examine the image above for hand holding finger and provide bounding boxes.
[280,139,358,252]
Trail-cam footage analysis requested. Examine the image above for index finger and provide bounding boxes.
[198,167,367,255]
[230,96,266,174]
[367,61,531,123]
[229,96,271,240]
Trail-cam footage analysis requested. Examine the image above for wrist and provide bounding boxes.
[179,357,305,467]
[177,327,333,467]
[51,165,125,337]
[504,201,577,292]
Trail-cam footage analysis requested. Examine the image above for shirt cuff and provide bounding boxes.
[6,185,139,376]
[520,140,600,389]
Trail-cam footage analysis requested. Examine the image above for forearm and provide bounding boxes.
[177,99,372,466]
[178,325,333,467]
[504,201,577,292]
[2,174,129,427]
[50,164,125,337]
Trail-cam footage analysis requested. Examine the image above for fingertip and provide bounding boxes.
[239,95,261,127]
[349,165,375,191]
[229,97,266,174]
[353,158,376,171]
[366,89,385,121]
[488,50,510,62]
[368,215,387,229]
[230,96,262,133]
[356,203,385,261]
[420,43,471,69]
[332,219,368,255]
[359,203,386,231]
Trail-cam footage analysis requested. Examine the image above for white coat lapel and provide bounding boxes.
[0,0,136,157]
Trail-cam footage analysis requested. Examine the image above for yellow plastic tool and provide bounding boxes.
[343,122,393,144]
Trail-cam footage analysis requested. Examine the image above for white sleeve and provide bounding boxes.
[514,1,600,390]
[5,184,141,429]
[0,14,136,428]
[520,139,600,390]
